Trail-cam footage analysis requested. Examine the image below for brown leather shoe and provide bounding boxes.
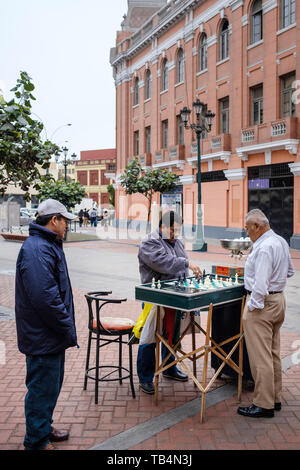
[42,442,59,450]
[24,442,59,450]
[49,427,69,442]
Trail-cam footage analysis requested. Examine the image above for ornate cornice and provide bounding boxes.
[111,0,243,77]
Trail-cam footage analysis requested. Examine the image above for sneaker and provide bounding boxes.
[162,369,188,382]
[139,382,155,394]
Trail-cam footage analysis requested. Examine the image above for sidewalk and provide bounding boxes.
[0,236,300,451]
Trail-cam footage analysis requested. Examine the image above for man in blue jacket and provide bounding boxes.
[15,199,78,450]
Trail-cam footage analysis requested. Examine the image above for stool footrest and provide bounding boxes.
[85,365,131,382]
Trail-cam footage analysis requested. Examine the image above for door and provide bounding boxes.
[248,163,294,244]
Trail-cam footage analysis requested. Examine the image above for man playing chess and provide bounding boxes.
[238,209,294,418]
[137,210,202,394]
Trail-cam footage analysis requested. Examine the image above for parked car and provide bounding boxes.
[20,208,36,226]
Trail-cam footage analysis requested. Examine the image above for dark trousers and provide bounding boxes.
[137,340,178,383]
[24,352,65,450]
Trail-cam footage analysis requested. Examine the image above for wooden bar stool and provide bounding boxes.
[83,291,136,404]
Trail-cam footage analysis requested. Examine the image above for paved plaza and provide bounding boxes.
[0,231,300,451]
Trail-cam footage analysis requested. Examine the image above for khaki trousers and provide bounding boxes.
[243,292,285,409]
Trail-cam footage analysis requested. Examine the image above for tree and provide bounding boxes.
[0,71,61,200]
[107,183,115,207]
[37,179,86,211]
[120,158,179,226]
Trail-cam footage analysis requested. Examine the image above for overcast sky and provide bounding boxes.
[1,0,128,158]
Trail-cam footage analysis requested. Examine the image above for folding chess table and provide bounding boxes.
[135,274,248,422]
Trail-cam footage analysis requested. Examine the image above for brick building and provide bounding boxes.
[76,149,116,207]
[110,0,300,248]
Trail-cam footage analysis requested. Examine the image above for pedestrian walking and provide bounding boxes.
[90,207,98,227]
[237,209,294,418]
[78,209,84,228]
[83,209,89,227]
[15,199,78,450]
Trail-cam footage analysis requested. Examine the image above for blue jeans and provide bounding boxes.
[137,341,178,383]
[24,352,65,450]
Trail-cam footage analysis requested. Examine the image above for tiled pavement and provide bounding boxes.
[0,239,300,451]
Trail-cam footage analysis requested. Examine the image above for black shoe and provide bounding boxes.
[237,404,274,418]
[162,370,188,382]
[139,382,155,395]
[274,402,281,411]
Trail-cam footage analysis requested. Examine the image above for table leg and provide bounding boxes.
[200,303,213,423]
[155,306,160,406]
[238,296,246,402]
[191,312,197,387]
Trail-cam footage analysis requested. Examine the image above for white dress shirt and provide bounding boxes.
[244,229,294,311]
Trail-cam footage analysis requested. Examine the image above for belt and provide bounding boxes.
[246,290,282,296]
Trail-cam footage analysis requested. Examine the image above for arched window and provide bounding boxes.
[176,48,184,83]
[134,77,139,106]
[251,0,263,44]
[219,19,229,61]
[145,69,151,100]
[199,33,207,71]
[161,58,168,91]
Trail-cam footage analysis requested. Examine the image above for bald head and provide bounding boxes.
[245,209,270,242]
[246,209,269,226]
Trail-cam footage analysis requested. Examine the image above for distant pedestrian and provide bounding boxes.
[90,208,98,227]
[78,209,84,228]
[83,209,89,227]
[15,199,78,450]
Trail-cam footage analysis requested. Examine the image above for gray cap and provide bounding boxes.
[37,199,77,221]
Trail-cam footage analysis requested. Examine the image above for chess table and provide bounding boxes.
[135,274,248,422]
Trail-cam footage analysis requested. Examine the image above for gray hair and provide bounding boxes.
[246,209,269,226]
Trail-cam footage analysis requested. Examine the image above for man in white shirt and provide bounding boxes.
[237,209,294,418]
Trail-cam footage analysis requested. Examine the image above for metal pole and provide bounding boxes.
[192,129,207,252]
[64,159,67,183]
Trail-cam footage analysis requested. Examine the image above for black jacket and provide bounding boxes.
[15,223,78,356]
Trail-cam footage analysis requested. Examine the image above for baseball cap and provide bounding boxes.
[36,199,77,221]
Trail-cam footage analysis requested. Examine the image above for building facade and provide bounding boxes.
[57,162,76,182]
[75,149,116,207]
[0,162,59,209]
[111,0,300,248]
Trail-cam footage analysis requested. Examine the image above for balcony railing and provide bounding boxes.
[155,150,164,162]
[168,145,185,161]
[191,134,231,155]
[241,129,255,143]
[240,117,298,146]
[139,153,152,167]
[271,121,287,137]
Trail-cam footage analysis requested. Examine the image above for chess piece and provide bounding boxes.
[151,278,156,288]
[157,280,161,289]
[235,273,239,285]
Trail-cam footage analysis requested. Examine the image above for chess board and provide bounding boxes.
[135,274,246,312]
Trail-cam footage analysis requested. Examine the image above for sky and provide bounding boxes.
[1,0,128,159]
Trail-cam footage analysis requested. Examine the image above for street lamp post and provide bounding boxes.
[180,99,215,252]
[56,146,77,182]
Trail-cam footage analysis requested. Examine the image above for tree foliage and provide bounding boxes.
[120,158,179,223]
[37,179,86,211]
[107,183,115,207]
[0,71,61,200]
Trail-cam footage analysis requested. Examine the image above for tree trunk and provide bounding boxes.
[146,192,152,233]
